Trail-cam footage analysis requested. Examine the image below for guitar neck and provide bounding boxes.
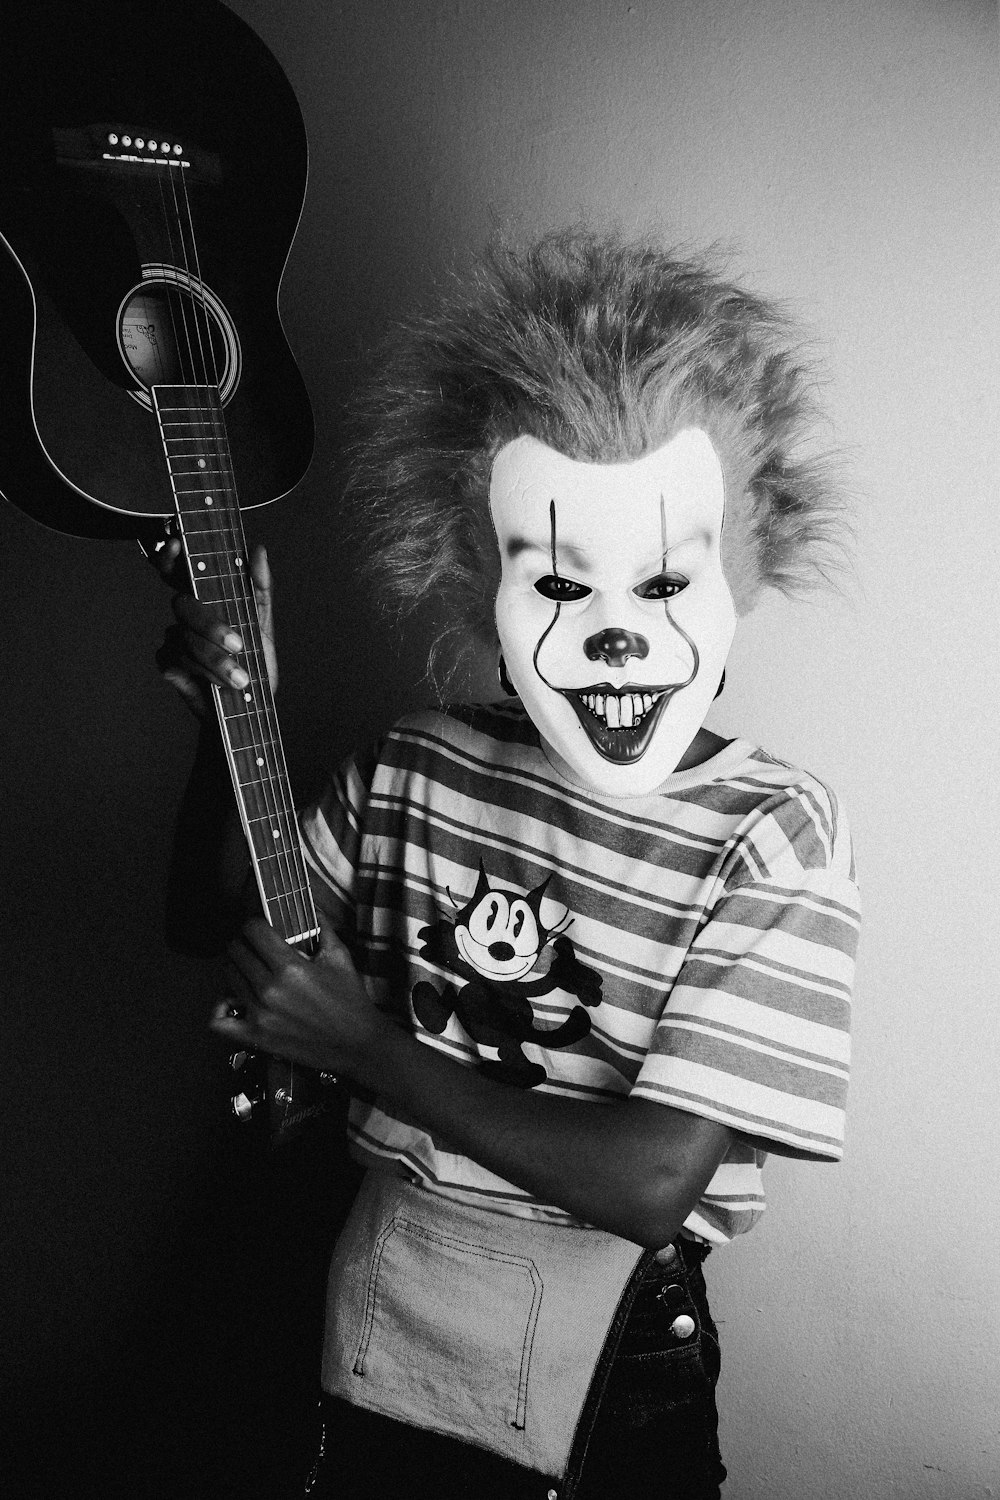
[152,382,319,952]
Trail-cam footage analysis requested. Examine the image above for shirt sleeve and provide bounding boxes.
[298,739,383,929]
[631,780,860,1160]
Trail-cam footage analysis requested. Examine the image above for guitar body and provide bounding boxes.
[0,0,313,537]
[1,0,330,1143]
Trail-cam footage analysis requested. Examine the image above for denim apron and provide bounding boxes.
[313,1169,724,1497]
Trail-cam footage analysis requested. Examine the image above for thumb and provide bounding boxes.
[251,545,274,629]
[314,905,351,964]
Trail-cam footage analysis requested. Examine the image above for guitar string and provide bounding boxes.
[156,155,291,929]
[164,157,297,937]
[153,161,199,409]
[157,166,314,1136]
[170,153,311,946]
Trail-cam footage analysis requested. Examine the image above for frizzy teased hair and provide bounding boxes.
[345,230,844,655]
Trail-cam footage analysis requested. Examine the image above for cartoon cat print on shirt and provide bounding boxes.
[411,862,603,1088]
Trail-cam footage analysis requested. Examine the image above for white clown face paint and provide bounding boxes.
[490,429,737,796]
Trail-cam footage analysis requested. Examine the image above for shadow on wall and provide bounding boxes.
[0,2,433,1496]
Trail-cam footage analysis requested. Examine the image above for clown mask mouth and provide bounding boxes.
[560,682,682,764]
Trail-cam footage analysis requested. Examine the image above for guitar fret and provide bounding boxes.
[181,533,246,545]
[234,763,282,783]
[236,775,293,800]
[173,491,237,501]
[216,674,271,696]
[248,810,298,828]
[232,747,282,778]
[263,878,313,895]
[206,614,256,632]
[222,719,280,754]
[255,850,309,872]
[240,789,290,820]
[252,831,306,859]
[190,574,251,591]
[249,836,300,861]
[265,890,315,909]
[222,708,279,725]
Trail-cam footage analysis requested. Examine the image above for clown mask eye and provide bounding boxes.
[533,574,591,601]
[633,572,689,601]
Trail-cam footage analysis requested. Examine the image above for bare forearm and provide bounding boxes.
[358,1024,730,1247]
[216,914,732,1246]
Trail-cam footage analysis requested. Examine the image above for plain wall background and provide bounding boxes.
[2,1,997,1496]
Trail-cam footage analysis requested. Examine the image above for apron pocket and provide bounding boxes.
[352,1213,544,1435]
[322,1172,644,1477]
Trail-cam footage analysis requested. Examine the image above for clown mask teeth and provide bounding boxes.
[579,690,661,728]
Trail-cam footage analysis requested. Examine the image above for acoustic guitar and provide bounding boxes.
[0,0,330,1142]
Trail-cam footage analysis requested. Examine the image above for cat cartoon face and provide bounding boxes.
[452,864,562,981]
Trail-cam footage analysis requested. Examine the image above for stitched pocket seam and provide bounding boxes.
[353,1213,543,1431]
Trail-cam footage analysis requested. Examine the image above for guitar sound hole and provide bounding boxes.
[117,270,241,408]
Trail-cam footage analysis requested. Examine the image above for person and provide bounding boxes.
[156,232,860,1499]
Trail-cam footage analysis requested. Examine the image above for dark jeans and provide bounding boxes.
[303,1236,725,1499]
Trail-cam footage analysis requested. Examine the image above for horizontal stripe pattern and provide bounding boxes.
[300,705,859,1244]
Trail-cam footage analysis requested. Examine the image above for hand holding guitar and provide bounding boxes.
[212,909,389,1084]
[154,542,278,717]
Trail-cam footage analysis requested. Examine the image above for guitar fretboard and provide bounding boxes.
[152,383,319,951]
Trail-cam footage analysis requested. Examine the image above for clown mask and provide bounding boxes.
[490,429,737,796]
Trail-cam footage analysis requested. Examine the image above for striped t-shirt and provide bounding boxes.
[300,703,859,1245]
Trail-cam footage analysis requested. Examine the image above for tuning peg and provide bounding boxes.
[229,1051,250,1071]
[231,1089,263,1123]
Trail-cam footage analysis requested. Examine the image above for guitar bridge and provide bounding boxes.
[53,124,222,186]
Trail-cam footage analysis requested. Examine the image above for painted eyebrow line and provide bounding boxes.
[503,538,698,563]
[503,513,590,564]
[506,495,702,567]
[504,536,586,561]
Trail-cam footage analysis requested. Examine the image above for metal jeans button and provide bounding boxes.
[657,1282,687,1310]
[654,1242,678,1266]
[670,1313,696,1340]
